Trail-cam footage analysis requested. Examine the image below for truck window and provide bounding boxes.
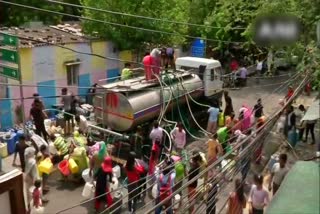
[214,67,223,80]
[210,69,215,81]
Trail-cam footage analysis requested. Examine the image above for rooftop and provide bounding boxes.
[0,23,91,48]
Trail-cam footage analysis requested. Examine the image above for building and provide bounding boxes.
[0,23,133,129]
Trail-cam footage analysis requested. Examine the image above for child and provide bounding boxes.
[31,180,44,214]
[248,175,269,214]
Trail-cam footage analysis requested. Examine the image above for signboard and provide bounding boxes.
[0,66,19,79]
[0,48,18,64]
[0,34,18,46]
[0,32,20,80]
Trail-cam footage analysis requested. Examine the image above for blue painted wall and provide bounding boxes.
[107,68,120,83]
[78,73,91,99]
[37,80,56,109]
[0,88,13,130]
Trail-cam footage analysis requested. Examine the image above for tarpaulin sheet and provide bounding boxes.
[266,161,320,214]
[302,99,320,121]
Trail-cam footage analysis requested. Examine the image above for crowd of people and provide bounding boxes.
[9,78,316,214]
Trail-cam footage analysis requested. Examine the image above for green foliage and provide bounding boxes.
[1,0,63,26]
[296,42,320,90]
[203,0,262,51]
[81,0,190,50]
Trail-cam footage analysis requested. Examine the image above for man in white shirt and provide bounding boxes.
[149,121,163,143]
[268,153,289,195]
[75,115,89,135]
[170,122,186,154]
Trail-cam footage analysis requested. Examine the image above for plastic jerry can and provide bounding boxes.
[288,129,298,147]
[82,182,94,198]
[113,165,121,178]
[68,158,79,174]
[218,113,225,127]
[38,158,53,174]
[0,143,8,158]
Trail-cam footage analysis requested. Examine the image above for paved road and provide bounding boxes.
[1,70,318,214]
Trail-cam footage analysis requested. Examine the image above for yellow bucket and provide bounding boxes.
[38,158,53,174]
[68,158,79,174]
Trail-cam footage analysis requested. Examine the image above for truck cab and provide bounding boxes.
[175,57,224,97]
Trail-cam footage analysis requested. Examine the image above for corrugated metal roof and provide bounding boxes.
[0,23,90,48]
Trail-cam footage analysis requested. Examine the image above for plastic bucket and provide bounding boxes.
[58,160,70,176]
[82,168,93,183]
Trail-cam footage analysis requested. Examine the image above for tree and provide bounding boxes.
[0,0,63,26]
[81,0,190,50]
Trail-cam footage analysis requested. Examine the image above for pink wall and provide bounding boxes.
[91,71,107,85]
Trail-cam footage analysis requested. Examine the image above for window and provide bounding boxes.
[210,69,215,81]
[214,67,223,80]
[66,63,80,86]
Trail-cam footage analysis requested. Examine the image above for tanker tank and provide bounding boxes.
[94,73,203,132]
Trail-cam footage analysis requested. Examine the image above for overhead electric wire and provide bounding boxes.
[0,0,246,44]
[57,70,304,214]
[46,0,247,30]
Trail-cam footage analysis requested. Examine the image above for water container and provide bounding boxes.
[82,168,92,183]
[68,158,79,174]
[0,143,8,158]
[152,184,158,199]
[58,160,70,176]
[288,129,298,147]
[82,182,94,199]
[113,165,121,178]
[268,154,279,171]
[174,194,181,209]
[44,119,51,128]
[218,113,225,127]
[110,177,119,192]
[38,158,53,174]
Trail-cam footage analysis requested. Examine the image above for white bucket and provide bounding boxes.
[44,119,51,128]
[82,182,94,199]
[174,194,181,209]
[110,177,119,192]
[113,165,121,178]
[82,168,93,183]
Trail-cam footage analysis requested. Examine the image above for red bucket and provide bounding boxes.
[58,160,70,176]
